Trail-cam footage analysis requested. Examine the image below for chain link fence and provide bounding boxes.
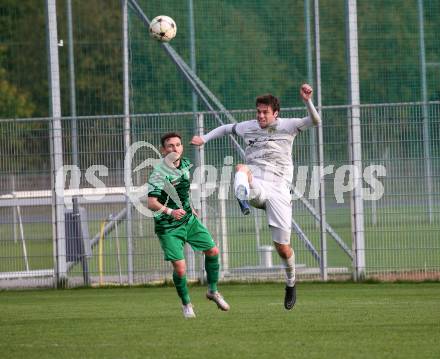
[0,1,439,287]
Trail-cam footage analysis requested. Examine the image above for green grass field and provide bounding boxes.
[1,282,439,359]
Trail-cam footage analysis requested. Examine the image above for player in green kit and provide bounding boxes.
[147,132,230,318]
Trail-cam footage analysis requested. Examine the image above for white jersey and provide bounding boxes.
[202,116,314,185]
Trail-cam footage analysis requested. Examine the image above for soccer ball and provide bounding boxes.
[149,15,177,42]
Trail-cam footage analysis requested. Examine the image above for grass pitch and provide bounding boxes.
[0,282,439,359]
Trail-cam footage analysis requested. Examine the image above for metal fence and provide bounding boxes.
[0,0,439,288]
[1,102,439,288]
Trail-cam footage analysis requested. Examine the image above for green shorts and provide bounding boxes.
[156,215,216,262]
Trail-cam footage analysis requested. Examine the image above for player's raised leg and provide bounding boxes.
[234,164,251,215]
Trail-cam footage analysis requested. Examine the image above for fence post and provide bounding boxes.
[188,0,198,114]
[417,0,434,224]
[122,0,134,284]
[306,0,319,227]
[346,0,365,280]
[46,0,67,287]
[196,113,206,283]
[313,0,328,281]
[66,0,79,169]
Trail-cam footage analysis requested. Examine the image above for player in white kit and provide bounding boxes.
[191,84,320,310]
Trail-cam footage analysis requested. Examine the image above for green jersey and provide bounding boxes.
[147,157,193,233]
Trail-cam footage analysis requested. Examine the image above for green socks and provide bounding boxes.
[205,254,219,293]
[173,255,219,304]
[173,271,191,305]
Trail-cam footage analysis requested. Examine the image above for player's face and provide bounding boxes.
[161,137,183,164]
[256,104,278,128]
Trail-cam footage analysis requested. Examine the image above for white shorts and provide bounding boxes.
[249,177,292,237]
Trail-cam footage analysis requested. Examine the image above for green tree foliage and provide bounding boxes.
[358,1,422,103]
[130,0,308,113]
[0,45,45,173]
[0,47,34,118]
[1,0,439,118]
[57,0,123,116]
[0,0,47,118]
[0,0,124,118]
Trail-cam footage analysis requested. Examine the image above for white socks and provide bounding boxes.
[234,171,250,200]
[281,252,296,287]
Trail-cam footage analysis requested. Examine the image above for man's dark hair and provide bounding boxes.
[161,132,182,147]
[256,94,280,113]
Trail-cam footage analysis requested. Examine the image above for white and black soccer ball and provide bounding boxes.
[149,15,177,42]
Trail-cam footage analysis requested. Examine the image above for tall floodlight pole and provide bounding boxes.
[417,0,433,224]
[122,0,134,284]
[46,0,67,287]
[66,0,78,169]
[345,0,365,280]
[313,0,327,280]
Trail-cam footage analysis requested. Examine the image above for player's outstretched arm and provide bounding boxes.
[300,83,321,126]
[190,123,235,146]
